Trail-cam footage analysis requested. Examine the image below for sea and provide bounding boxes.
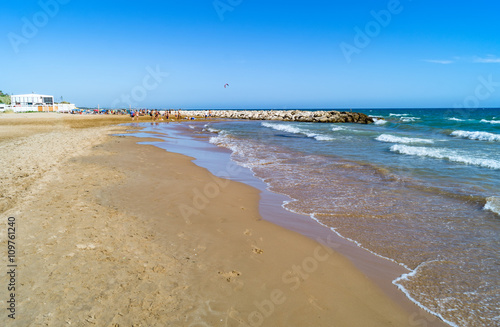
[131,108,499,327]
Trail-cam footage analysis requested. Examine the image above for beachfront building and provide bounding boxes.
[12,93,55,112]
[12,94,54,106]
[10,93,76,112]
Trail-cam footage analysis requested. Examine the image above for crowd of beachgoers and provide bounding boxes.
[69,108,211,120]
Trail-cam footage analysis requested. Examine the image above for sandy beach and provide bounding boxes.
[0,113,446,326]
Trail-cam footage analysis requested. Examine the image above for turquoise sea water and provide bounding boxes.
[203,108,499,327]
[131,108,499,327]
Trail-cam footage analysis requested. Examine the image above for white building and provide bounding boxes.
[56,103,77,112]
[12,94,54,106]
[10,93,76,112]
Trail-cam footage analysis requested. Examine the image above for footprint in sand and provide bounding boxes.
[252,247,263,254]
[218,270,241,282]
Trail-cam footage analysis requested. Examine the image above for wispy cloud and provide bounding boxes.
[422,55,500,64]
[423,59,455,64]
[474,55,500,63]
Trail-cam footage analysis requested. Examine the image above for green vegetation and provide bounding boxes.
[0,90,11,105]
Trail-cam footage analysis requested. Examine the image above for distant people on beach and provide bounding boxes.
[130,110,139,121]
[175,109,182,120]
[125,109,194,122]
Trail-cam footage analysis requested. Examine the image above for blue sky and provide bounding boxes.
[2,0,499,109]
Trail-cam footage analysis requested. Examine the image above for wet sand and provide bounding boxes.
[0,113,446,326]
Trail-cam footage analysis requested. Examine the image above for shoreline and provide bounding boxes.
[128,121,449,327]
[0,113,447,326]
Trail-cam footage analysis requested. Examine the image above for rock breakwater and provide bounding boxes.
[183,110,374,124]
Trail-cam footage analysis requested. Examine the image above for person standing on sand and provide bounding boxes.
[130,110,135,121]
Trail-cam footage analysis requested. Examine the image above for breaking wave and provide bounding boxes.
[261,122,302,134]
[261,122,334,141]
[373,118,388,125]
[376,134,434,144]
[480,119,500,124]
[484,197,500,215]
[390,144,500,170]
[451,130,500,142]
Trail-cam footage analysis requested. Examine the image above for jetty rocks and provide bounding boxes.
[201,110,374,124]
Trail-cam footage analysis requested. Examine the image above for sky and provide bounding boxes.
[1,0,500,109]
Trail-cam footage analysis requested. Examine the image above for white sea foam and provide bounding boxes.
[376,134,434,144]
[392,261,460,327]
[447,117,467,122]
[208,135,224,146]
[307,212,456,327]
[451,130,500,142]
[390,145,500,170]
[262,122,302,134]
[209,133,239,154]
[331,125,347,131]
[314,135,335,141]
[303,132,335,141]
[262,122,334,141]
[389,113,409,117]
[206,127,220,133]
[400,116,420,122]
[484,197,500,215]
[373,118,388,125]
[481,119,500,124]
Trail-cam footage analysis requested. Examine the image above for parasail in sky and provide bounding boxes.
[224,83,229,88]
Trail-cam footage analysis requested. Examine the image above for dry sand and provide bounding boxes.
[0,113,445,326]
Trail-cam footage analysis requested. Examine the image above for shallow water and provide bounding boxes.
[128,108,500,327]
[203,108,499,327]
